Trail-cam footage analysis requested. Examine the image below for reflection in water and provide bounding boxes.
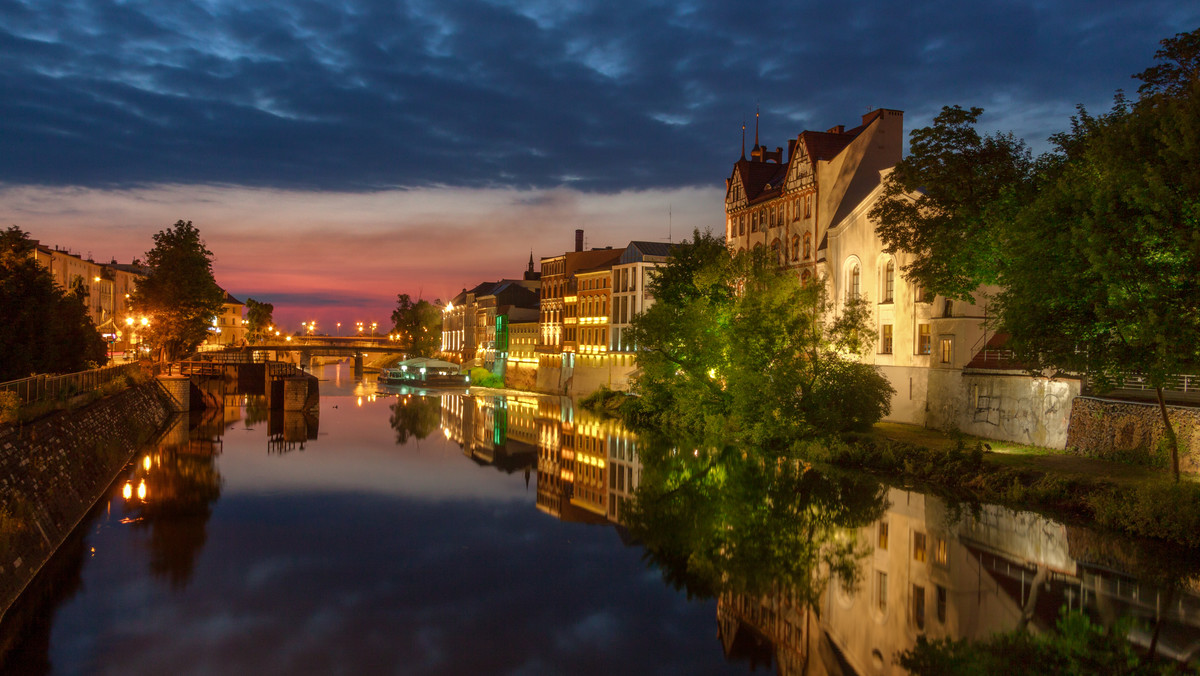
[120,409,224,589]
[389,394,441,444]
[436,392,1200,673]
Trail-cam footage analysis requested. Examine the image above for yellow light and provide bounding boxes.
[357,396,363,407]
[125,317,134,326]
[136,480,147,500]
[143,456,151,471]
[122,482,132,500]
[286,336,292,341]
[443,428,452,439]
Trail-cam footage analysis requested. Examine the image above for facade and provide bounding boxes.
[441,274,540,367]
[609,241,675,362]
[205,290,247,348]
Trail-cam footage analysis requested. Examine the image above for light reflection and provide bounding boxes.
[143,455,151,471]
[136,480,147,501]
[122,482,132,500]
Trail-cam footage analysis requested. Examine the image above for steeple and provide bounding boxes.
[527,250,534,273]
[754,105,760,150]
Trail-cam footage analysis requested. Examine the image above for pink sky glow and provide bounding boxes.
[2,184,720,331]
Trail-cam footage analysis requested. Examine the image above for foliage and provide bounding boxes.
[391,294,441,356]
[899,608,1179,675]
[389,394,441,443]
[994,28,1200,480]
[626,438,887,602]
[467,366,504,388]
[579,386,631,418]
[129,220,225,362]
[0,226,107,380]
[244,297,275,343]
[869,105,1034,302]
[626,230,893,449]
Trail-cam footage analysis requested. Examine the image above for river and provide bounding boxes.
[1,361,1197,674]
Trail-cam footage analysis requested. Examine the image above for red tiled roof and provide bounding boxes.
[733,159,788,204]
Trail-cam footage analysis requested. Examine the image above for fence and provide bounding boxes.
[0,363,142,406]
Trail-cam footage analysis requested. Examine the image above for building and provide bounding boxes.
[204,289,247,348]
[610,241,676,361]
[30,242,146,354]
[442,274,540,369]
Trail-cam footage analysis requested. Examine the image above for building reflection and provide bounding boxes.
[435,392,1200,673]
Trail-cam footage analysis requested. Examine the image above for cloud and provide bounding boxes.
[1,0,1196,192]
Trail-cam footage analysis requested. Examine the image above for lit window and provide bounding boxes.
[884,261,895,302]
[878,521,889,550]
[881,324,893,354]
[935,538,948,565]
[940,337,953,364]
[913,532,927,562]
[918,324,931,355]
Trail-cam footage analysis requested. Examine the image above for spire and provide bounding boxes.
[740,118,746,160]
[528,250,534,273]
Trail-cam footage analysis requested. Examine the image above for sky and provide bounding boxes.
[2,0,1197,330]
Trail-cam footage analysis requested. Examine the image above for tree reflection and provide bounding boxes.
[389,395,441,444]
[122,412,223,589]
[626,437,888,605]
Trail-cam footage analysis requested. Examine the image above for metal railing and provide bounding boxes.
[1098,373,1198,394]
[0,363,141,406]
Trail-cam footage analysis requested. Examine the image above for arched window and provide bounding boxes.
[883,260,895,302]
[739,215,746,236]
[803,233,812,260]
[848,264,861,300]
[791,235,800,261]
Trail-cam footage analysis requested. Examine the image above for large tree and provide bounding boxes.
[391,294,441,357]
[129,220,225,362]
[996,28,1200,481]
[244,297,275,343]
[870,105,1034,301]
[0,226,107,380]
[626,230,893,449]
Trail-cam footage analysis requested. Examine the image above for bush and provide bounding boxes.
[467,367,504,389]
[0,391,18,425]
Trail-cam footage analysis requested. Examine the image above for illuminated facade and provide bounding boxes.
[205,289,246,347]
[609,241,676,358]
[30,242,145,343]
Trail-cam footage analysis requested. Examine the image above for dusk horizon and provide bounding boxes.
[4,0,1197,330]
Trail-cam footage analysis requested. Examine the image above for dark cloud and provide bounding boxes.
[1,0,1196,192]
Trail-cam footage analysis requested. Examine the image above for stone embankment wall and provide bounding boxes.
[0,384,172,621]
[1065,396,1200,471]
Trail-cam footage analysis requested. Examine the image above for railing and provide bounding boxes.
[1098,373,1199,395]
[166,361,224,376]
[973,348,1017,364]
[0,363,141,406]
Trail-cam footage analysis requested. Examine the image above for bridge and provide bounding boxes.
[198,336,410,376]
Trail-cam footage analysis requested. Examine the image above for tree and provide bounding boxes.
[626,230,894,449]
[0,226,106,380]
[244,297,275,343]
[869,105,1034,301]
[129,220,225,362]
[996,27,1200,481]
[391,294,441,357]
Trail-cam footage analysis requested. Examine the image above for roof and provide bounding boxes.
[964,333,1030,371]
[222,289,242,305]
[395,357,461,372]
[621,241,678,263]
[731,158,788,205]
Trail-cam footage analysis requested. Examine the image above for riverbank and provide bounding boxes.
[0,382,174,623]
[819,422,1200,550]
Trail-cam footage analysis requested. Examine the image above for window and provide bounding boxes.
[883,261,895,302]
[803,233,812,260]
[913,584,926,629]
[918,324,931,355]
[881,324,893,354]
[914,284,930,303]
[937,585,947,623]
[878,521,889,550]
[804,195,812,218]
[935,538,948,565]
[739,215,745,236]
[771,239,781,264]
[876,571,888,612]
[791,235,800,261]
[847,264,861,300]
[940,337,953,364]
[913,532,927,562]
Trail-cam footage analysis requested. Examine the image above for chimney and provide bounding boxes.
[786,139,796,162]
[575,229,584,252]
[827,125,845,134]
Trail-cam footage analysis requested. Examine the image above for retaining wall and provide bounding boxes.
[1065,396,1200,471]
[0,384,173,621]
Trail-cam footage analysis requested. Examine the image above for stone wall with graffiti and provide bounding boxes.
[927,370,1081,449]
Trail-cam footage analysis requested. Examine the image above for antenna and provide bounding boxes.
[669,204,673,243]
[741,118,746,160]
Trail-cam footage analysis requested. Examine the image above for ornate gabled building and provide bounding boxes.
[724,109,904,283]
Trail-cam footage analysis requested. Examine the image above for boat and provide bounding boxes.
[377,357,469,387]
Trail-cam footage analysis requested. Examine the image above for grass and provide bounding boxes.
[826,422,1200,550]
